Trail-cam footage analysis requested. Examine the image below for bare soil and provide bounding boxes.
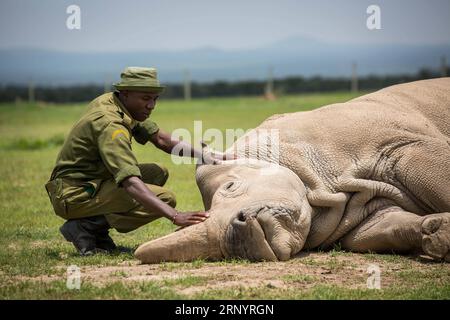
[12,251,445,296]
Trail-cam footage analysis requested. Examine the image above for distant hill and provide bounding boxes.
[0,36,449,85]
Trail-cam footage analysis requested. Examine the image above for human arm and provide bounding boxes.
[149,129,232,164]
[122,176,209,226]
[97,121,209,227]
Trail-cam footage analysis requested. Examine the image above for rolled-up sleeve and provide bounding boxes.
[132,120,159,145]
[98,122,142,185]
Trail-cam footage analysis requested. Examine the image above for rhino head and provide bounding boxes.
[134,159,312,263]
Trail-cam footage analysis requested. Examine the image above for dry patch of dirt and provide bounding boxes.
[10,251,444,296]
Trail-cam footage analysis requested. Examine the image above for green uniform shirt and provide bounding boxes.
[50,92,159,185]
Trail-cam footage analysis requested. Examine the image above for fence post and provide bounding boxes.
[351,62,359,93]
[28,80,35,104]
[441,55,447,77]
[184,69,191,101]
[264,66,276,100]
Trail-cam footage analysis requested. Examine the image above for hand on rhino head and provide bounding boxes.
[135,159,312,263]
[197,141,237,165]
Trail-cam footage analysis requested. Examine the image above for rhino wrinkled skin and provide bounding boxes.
[135,78,450,263]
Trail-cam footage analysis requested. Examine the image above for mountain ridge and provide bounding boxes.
[1,35,449,85]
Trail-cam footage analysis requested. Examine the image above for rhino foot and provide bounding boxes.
[421,213,450,262]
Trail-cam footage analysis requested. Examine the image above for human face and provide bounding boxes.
[120,91,159,121]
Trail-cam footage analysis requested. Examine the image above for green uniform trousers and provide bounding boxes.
[45,163,176,233]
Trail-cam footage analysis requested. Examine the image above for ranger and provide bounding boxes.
[45,67,222,255]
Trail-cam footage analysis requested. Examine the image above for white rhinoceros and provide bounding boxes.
[135,78,450,263]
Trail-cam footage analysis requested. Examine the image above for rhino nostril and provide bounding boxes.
[237,211,246,222]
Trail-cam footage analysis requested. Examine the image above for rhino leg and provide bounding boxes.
[341,205,423,254]
[421,213,450,262]
[395,139,450,213]
[341,205,450,261]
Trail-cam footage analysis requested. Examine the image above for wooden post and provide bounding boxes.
[441,55,447,77]
[184,69,191,101]
[264,66,276,100]
[351,62,359,93]
[28,80,35,104]
[104,74,111,93]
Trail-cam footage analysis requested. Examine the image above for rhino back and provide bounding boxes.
[260,78,449,172]
[351,77,450,137]
[253,78,450,248]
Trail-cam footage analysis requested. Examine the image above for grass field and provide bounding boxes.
[1,92,449,300]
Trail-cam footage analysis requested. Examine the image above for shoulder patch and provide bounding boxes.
[112,129,130,140]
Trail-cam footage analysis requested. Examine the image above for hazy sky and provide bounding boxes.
[0,0,449,52]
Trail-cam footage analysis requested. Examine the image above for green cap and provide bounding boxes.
[113,67,165,93]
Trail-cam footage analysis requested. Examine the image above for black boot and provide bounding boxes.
[60,216,116,255]
[60,219,99,256]
[84,216,117,252]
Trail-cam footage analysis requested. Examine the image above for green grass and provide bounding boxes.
[3,279,448,300]
[1,91,448,300]
[0,280,184,300]
[191,283,450,300]
[162,275,210,288]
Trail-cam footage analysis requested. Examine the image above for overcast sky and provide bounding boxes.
[0,0,449,52]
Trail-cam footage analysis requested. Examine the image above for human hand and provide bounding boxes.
[200,142,236,165]
[172,210,210,227]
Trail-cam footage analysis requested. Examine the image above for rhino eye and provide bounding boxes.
[225,181,235,190]
[219,180,243,196]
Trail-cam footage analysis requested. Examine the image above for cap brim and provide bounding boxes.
[113,85,165,93]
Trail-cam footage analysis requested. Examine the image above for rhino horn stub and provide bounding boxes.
[134,220,223,264]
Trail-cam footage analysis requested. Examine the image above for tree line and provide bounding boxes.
[0,67,447,104]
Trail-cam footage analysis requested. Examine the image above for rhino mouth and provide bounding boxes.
[223,203,300,261]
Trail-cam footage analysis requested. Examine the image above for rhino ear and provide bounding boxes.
[134,220,223,263]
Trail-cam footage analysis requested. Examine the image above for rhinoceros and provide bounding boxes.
[135,78,450,263]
